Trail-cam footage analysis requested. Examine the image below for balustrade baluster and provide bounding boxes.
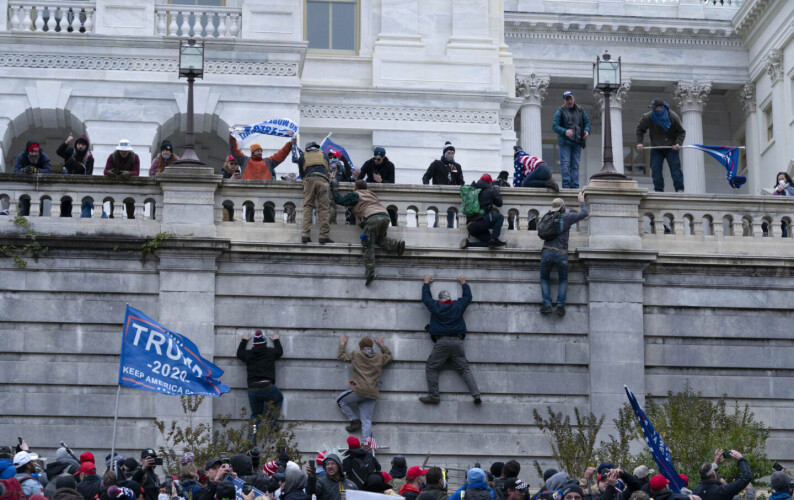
[179,11,190,37]
[217,13,228,38]
[233,205,244,223]
[10,6,21,30]
[45,6,56,31]
[30,197,41,217]
[192,11,203,37]
[730,219,743,237]
[22,6,32,30]
[156,11,167,36]
[751,220,764,239]
[229,13,239,37]
[34,7,45,31]
[168,11,178,36]
[58,7,69,32]
[70,8,81,32]
[653,218,665,235]
[134,203,145,219]
[84,8,93,32]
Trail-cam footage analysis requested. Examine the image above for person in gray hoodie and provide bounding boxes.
[305,453,357,500]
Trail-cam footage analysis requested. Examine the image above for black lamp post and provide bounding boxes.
[591,51,628,180]
[173,37,205,166]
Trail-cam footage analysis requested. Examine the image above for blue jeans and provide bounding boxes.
[559,143,582,189]
[540,248,569,307]
[247,383,284,427]
[81,200,94,218]
[650,149,684,192]
[467,213,504,246]
[432,209,456,228]
[520,163,552,188]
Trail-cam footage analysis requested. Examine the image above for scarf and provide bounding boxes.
[650,104,672,131]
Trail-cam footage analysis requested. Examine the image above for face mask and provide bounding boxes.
[159,494,169,500]
[162,152,171,159]
[444,153,454,162]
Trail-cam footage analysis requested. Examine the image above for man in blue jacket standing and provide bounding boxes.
[552,91,590,189]
[419,274,481,405]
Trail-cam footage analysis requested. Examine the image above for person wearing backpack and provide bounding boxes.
[342,437,381,489]
[13,452,44,498]
[461,174,506,249]
[538,192,588,317]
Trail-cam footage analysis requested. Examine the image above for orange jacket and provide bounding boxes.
[231,137,292,180]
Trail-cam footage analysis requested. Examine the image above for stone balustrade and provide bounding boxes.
[8,1,95,33]
[2,173,792,254]
[154,5,240,38]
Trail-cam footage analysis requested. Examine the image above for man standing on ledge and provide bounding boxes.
[635,98,686,193]
[419,274,481,405]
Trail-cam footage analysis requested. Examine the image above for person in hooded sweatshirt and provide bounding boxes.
[305,453,356,500]
[337,336,393,437]
[281,468,310,500]
[422,142,464,229]
[53,476,83,500]
[75,462,101,500]
[449,468,494,500]
[769,472,791,500]
[229,454,269,493]
[15,140,52,175]
[45,448,82,499]
[363,472,401,497]
[461,174,506,249]
[635,97,686,193]
[419,274,480,405]
[388,456,407,492]
[341,437,380,489]
[57,134,94,175]
[236,329,284,429]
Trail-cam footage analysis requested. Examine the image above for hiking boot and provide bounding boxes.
[419,396,440,404]
[473,395,482,405]
[319,238,334,244]
[345,419,362,433]
[365,273,377,287]
[397,240,406,257]
[460,238,469,249]
[546,179,559,192]
[301,236,311,244]
[540,305,553,314]
[556,305,566,317]
[488,239,507,248]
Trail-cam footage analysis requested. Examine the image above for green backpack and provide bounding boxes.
[460,185,484,217]
[537,210,565,240]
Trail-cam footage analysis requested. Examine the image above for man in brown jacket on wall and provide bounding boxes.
[332,179,406,286]
[337,336,393,438]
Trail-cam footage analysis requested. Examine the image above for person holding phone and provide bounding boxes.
[132,449,162,500]
[692,449,752,500]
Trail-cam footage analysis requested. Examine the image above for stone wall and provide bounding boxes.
[1,172,793,481]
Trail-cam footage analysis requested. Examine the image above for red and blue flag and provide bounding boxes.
[689,145,746,189]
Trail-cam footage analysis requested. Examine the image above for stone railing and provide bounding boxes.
[0,175,160,220]
[154,5,240,38]
[8,1,95,34]
[2,173,792,254]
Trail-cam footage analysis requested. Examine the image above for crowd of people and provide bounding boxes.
[1,437,774,500]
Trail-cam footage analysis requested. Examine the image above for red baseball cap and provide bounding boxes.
[679,474,689,487]
[74,462,96,475]
[406,466,427,481]
[649,475,669,492]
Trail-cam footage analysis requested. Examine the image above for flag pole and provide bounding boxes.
[109,384,121,472]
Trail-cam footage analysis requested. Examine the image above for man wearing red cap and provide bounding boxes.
[237,330,284,432]
[648,474,699,500]
[400,467,427,500]
[461,174,506,249]
[14,141,52,175]
[75,462,100,500]
[342,436,380,489]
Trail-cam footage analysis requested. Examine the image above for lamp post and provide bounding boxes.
[172,37,205,166]
[590,51,627,180]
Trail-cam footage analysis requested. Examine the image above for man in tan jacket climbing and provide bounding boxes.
[336,336,393,438]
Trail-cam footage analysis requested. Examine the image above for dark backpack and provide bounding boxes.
[460,185,484,217]
[344,456,372,489]
[537,210,565,240]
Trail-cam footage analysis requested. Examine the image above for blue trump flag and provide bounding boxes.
[320,136,354,171]
[624,385,686,493]
[689,144,746,189]
[118,305,230,397]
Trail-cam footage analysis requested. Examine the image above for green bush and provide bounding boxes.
[154,395,302,475]
[533,406,604,479]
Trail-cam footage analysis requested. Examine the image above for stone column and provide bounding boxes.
[515,74,549,156]
[738,83,759,194]
[674,81,711,194]
[594,80,631,174]
[764,50,786,180]
[579,180,658,428]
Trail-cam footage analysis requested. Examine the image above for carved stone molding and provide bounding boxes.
[763,49,783,85]
[499,118,513,130]
[299,105,499,125]
[515,74,549,106]
[505,26,743,49]
[0,54,298,76]
[674,81,712,113]
[738,82,756,114]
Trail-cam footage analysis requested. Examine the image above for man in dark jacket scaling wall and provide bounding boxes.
[419,274,481,405]
[236,330,284,430]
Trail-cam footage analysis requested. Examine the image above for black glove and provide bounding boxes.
[330,178,339,189]
[247,447,261,470]
[513,145,523,159]
[276,446,289,468]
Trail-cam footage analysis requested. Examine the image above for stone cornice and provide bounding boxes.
[0,53,298,76]
[505,13,743,48]
[732,0,777,39]
[299,105,499,125]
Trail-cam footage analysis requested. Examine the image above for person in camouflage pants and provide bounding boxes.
[331,179,406,286]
